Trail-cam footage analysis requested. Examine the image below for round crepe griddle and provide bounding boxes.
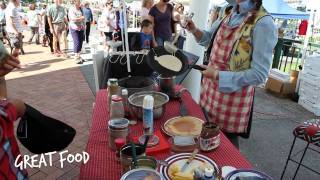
[146,47,205,77]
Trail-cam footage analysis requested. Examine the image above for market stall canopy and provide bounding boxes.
[263,0,310,20]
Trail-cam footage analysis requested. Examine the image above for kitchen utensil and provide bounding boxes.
[118,76,155,96]
[179,98,188,117]
[120,168,164,180]
[158,75,176,97]
[159,153,219,180]
[130,142,138,169]
[128,91,169,120]
[120,143,146,173]
[180,148,199,172]
[162,116,204,137]
[224,169,273,180]
[146,46,205,77]
[133,156,168,170]
[139,134,159,147]
[142,135,150,151]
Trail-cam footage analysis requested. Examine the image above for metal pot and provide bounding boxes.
[158,76,176,97]
[128,91,169,120]
[118,76,155,96]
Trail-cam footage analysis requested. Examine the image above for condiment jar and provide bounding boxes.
[108,118,129,150]
[110,95,124,119]
[107,78,119,106]
[121,89,130,118]
[199,122,220,151]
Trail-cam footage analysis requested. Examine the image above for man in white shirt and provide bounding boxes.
[5,0,23,57]
[0,1,6,41]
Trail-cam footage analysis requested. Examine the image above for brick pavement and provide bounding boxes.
[5,42,95,180]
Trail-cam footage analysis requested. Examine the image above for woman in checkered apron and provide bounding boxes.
[186,0,278,147]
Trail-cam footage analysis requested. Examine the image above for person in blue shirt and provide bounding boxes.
[82,2,93,43]
[131,19,157,51]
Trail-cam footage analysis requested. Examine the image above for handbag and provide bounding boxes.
[17,104,76,154]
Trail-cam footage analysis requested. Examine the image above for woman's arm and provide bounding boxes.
[217,16,278,93]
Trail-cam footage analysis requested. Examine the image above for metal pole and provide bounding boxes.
[296,8,314,93]
[121,0,131,73]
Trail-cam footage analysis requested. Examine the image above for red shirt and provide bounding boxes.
[0,103,28,180]
[298,20,308,35]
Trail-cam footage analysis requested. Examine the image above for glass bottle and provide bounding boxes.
[107,78,119,107]
[110,95,124,119]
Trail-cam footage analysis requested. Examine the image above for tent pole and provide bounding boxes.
[295,8,315,93]
[121,0,131,74]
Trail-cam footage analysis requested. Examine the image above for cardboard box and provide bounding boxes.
[265,77,294,96]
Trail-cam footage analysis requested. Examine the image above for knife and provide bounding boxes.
[181,148,199,172]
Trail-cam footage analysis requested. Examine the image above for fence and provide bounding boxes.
[273,38,320,73]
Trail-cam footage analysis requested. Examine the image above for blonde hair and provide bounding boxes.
[142,0,152,8]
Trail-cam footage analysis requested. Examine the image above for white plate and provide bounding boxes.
[159,153,219,180]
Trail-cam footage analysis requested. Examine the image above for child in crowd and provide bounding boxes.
[131,19,157,51]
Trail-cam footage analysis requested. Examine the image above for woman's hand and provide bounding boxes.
[185,20,197,33]
[199,65,219,81]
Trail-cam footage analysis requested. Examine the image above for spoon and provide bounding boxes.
[130,142,137,169]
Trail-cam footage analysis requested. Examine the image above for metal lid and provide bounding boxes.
[108,118,129,129]
[120,168,163,180]
[112,95,122,102]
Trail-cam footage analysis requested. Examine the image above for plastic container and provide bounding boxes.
[110,95,124,119]
[121,89,130,117]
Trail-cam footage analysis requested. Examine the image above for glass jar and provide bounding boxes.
[110,95,125,119]
[107,78,119,106]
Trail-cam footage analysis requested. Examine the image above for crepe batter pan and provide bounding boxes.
[146,46,205,77]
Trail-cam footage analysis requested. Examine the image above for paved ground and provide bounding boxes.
[6,40,94,180]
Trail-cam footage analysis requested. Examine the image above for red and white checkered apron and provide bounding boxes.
[200,16,254,134]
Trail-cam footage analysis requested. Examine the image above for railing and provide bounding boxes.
[272,38,320,73]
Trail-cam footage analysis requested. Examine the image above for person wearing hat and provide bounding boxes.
[0,41,28,179]
[186,0,278,147]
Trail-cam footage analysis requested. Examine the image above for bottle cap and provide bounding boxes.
[112,95,122,102]
[121,89,128,96]
[143,95,154,109]
[204,167,214,177]
[115,138,126,149]
[109,78,118,84]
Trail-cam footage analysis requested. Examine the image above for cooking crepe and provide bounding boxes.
[155,55,182,72]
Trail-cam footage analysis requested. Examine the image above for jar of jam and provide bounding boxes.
[199,122,220,151]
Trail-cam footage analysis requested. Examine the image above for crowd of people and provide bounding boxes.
[0,0,94,64]
[0,0,189,64]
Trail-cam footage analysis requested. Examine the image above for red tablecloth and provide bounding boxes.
[80,90,252,179]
